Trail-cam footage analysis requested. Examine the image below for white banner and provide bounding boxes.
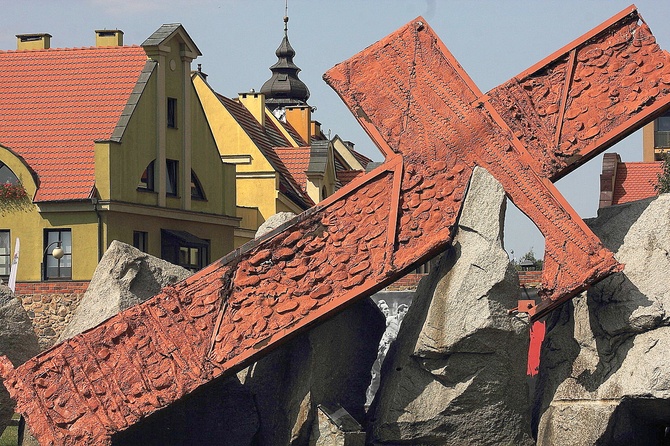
[8,237,19,292]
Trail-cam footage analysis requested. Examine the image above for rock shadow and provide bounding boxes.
[110,375,259,446]
[576,272,654,392]
[585,197,654,254]
[531,300,580,439]
[595,398,670,445]
[365,246,453,441]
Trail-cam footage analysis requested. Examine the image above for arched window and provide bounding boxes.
[138,160,155,191]
[0,161,20,185]
[191,170,206,200]
[138,159,178,196]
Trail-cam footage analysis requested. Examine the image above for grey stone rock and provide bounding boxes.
[535,195,670,445]
[241,298,385,446]
[309,405,366,446]
[0,285,40,435]
[368,167,533,445]
[256,212,297,238]
[58,241,192,341]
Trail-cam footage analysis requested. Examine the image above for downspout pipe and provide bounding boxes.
[92,197,103,261]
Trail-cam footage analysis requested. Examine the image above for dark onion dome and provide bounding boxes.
[260,16,310,110]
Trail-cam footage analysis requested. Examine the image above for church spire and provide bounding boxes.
[260,5,310,112]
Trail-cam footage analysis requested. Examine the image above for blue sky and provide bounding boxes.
[2,0,668,260]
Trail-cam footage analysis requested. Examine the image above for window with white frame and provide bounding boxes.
[44,229,72,280]
[0,231,10,280]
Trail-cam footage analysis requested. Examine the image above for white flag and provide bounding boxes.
[8,238,19,292]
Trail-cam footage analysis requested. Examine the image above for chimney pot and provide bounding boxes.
[16,33,51,50]
[95,29,123,47]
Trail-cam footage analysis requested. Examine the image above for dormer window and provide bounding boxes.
[167,97,177,128]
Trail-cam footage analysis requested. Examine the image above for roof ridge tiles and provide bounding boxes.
[0,45,143,54]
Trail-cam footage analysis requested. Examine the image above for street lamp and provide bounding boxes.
[42,241,64,280]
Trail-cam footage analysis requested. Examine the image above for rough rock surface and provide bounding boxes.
[535,195,670,445]
[255,211,297,238]
[58,241,192,341]
[240,295,384,445]
[0,285,40,435]
[309,405,366,446]
[368,167,533,445]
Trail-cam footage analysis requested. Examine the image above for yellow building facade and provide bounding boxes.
[0,25,238,285]
[193,19,371,247]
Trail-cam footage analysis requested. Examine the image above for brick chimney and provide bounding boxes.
[285,105,311,144]
[16,33,51,50]
[310,120,322,139]
[95,30,124,47]
[239,90,266,127]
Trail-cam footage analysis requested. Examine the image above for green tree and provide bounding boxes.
[517,248,543,271]
[656,153,670,195]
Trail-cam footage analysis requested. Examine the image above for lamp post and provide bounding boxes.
[42,241,64,280]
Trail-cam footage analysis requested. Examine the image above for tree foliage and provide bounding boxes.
[514,248,543,271]
[656,152,670,195]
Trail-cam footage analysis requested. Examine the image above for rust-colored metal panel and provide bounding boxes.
[325,6,670,319]
[487,5,670,182]
[1,7,669,445]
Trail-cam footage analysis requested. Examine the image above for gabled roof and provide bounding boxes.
[349,148,373,169]
[0,45,149,201]
[612,162,661,205]
[216,94,313,208]
[307,140,329,175]
[336,169,365,186]
[274,147,311,194]
[276,143,362,194]
[141,23,201,59]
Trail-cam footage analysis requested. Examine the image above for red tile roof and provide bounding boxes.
[274,147,311,193]
[337,169,365,186]
[612,162,662,205]
[0,46,148,201]
[349,149,373,169]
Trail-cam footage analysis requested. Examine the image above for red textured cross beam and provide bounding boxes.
[1,6,669,445]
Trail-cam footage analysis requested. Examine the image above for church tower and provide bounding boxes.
[260,13,310,115]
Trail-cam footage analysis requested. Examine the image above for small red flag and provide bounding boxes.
[527,320,546,376]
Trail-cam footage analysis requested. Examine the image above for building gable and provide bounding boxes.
[192,75,275,173]
[0,44,149,202]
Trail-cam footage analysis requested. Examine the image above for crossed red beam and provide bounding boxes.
[1,6,669,445]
